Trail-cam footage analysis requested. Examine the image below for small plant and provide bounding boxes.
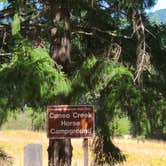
[0,148,13,166]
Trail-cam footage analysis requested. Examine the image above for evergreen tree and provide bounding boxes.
[1,0,166,165]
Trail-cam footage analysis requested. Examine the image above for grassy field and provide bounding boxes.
[0,130,166,166]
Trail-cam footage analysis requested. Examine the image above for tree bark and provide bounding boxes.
[50,0,70,72]
[48,1,72,166]
[48,139,72,166]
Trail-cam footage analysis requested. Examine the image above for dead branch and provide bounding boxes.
[132,9,150,83]
[0,53,12,56]
[72,31,93,35]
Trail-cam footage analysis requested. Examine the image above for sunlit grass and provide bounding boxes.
[114,137,166,166]
[122,152,166,166]
[0,130,166,166]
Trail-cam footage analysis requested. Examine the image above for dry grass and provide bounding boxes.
[0,130,48,166]
[113,137,166,166]
[0,130,166,166]
[0,130,88,166]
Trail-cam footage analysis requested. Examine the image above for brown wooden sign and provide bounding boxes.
[47,105,95,139]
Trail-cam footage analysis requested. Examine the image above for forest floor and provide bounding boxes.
[0,130,166,166]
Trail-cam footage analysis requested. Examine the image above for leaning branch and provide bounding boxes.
[145,28,156,38]
[91,27,132,39]
[73,26,133,39]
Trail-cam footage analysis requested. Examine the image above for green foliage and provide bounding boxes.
[69,56,140,164]
[141,88,166,138]
[70,56,145,137]
[0,35,71,124]
[11,13,20,36]
[110,117,131,135]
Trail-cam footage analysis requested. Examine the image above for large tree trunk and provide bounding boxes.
[48,1,72,166]
[48,139,72,166]
[50,0,70,72]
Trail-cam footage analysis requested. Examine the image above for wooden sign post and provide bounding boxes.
[47,105,95,165]
[83,138,88,166]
